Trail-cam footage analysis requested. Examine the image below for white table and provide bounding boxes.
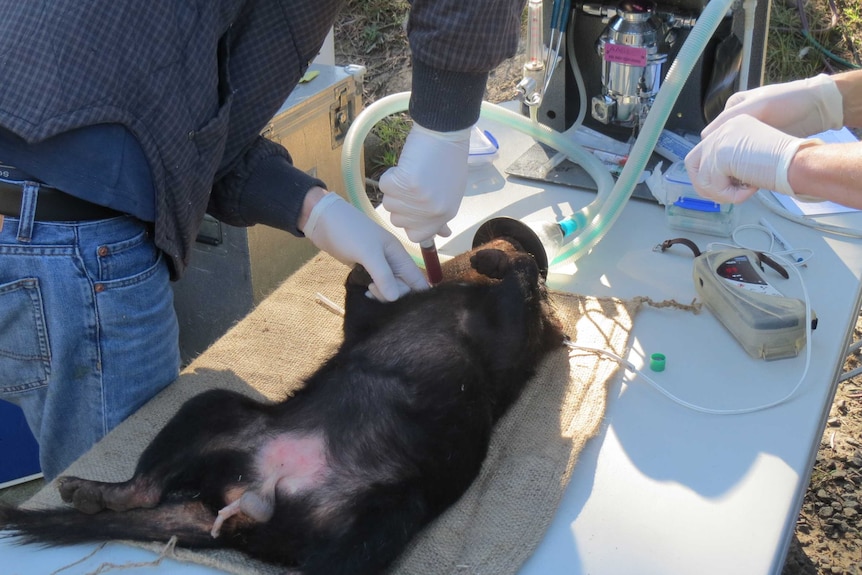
[3,113,861,575]
[455,116,862,575]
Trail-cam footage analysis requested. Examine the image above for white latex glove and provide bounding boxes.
[703,74,843,139]
[685,115,821,203]
[379,124,471,244]
[303,193,429,301]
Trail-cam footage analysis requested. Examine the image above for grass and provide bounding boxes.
[369,114,411,175]
[335,0,411,173]
[340,0,408,35]
[766,0,861,83]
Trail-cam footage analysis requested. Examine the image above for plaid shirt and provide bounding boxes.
[0,0,524,278]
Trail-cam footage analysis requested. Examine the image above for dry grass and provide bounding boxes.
[334,0,410,103]
[767,0,861,83]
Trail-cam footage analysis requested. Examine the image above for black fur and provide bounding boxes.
[0,238,563,575]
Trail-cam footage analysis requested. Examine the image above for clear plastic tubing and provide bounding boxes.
[341,0,734,271]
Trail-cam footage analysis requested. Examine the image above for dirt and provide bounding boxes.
[334,12,862,574]
[786,338,862,575]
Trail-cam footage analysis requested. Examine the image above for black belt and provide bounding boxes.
[0,180,122,221]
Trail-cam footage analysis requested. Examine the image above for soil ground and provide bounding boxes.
[334,10,862,575]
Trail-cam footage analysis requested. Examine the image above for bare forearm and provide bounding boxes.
[788,141,862,208]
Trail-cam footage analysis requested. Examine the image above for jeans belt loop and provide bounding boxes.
[16,181,40,243]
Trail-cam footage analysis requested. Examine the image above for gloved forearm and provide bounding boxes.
[688,70,862,208]
[833,69,862,128]
[379,1,525,245]
[703,74,843,138]
[300,188,429,301]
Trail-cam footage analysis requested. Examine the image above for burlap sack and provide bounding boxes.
[28,253,638,575]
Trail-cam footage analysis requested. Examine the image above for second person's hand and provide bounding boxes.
[379,123,471,245]
[703,74,843,139]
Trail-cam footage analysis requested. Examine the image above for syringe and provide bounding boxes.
[420,238,443,285]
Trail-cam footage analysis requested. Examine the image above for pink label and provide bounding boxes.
[604,43,647,66]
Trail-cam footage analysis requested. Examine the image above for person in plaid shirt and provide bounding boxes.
[0,0,527,480]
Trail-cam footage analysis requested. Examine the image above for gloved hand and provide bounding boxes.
[685,115,821,203]
[704,74,843,139]
[303,192,429,301]
[379,123,471,244]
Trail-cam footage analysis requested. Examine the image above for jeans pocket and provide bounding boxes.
[96,228,159,283]
[0,278,51,394]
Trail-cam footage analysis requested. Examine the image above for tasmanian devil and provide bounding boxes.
[0,237,564,575]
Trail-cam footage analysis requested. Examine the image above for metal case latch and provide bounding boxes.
[330,85,357,148]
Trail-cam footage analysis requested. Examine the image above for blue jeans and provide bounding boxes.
[0,182,180,480]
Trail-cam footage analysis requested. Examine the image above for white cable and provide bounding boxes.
[756,190,862,239]
[564,251,814,415]
[542,29,563,96]
[724,223,813,266]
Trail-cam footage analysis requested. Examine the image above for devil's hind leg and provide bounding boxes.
[59,389,266,514]
[56,475,160,514]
